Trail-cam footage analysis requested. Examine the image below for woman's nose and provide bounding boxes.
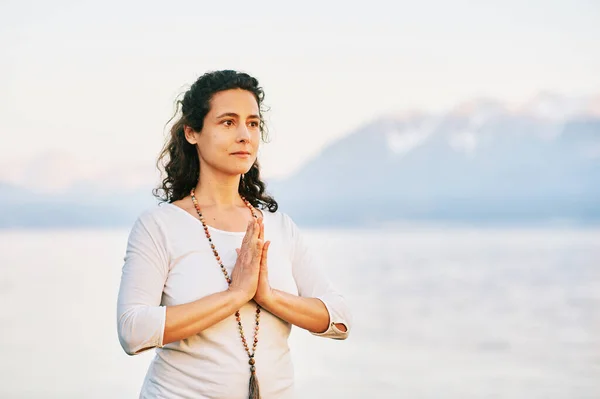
[237,125,251,142]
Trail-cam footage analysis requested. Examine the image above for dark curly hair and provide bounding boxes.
[153,70,278,212]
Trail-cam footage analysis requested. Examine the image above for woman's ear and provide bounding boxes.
[183,125,198,145]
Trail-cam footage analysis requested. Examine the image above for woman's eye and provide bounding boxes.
[223,120,234,126]
[249,121,260,128]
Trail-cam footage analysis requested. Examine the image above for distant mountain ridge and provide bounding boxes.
[1,93,599,228]
[270,94,600,225]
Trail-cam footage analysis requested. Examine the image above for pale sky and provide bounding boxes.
[1,0,599,184]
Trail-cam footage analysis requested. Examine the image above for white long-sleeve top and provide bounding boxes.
[117,203,351,399]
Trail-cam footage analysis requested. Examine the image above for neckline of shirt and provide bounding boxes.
[164,202,266,236]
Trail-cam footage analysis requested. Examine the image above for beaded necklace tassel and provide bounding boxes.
[190,188,261,399]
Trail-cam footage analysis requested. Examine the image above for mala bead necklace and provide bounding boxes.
[190,188,262,399]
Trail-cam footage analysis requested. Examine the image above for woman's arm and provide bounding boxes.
[117,214,259,355]
[117,215,170,355]
[253,215,351,339]
[162,289,248,345]
[258,289,347,334]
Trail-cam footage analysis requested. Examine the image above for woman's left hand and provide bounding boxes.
[237,218,273,306]
[254,239,272,306]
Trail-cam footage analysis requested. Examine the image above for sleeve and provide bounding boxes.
[287,214,352,340]
[116,213,169,355]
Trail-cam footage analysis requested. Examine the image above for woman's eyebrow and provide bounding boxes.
[216,112,260,120]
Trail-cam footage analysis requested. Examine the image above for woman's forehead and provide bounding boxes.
[209,89,259,116]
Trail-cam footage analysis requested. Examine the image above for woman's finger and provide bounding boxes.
[241,219,254,248]
[260,241,270,270]
[258,218,264,241]
[248,220,259,251]
[256,219,262,238]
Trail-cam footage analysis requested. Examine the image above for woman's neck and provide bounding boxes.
[193,169,243,208]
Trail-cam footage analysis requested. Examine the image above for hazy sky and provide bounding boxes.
[1,0,599,182]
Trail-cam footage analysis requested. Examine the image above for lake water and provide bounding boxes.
[0,226,599,398]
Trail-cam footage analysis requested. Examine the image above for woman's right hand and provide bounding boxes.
[228,218,263,301]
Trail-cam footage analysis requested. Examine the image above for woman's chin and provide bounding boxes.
[222,166,252,176]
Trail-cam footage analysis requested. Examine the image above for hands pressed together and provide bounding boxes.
[229,217,273,305]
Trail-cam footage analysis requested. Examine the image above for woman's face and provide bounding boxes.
[185,88,261,176]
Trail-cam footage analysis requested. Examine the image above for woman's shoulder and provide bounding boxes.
[129,202,179,231]
[263,208,300,236]
[133,201,169,219]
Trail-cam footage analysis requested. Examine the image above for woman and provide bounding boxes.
[116,70,352,399]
